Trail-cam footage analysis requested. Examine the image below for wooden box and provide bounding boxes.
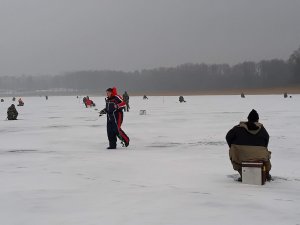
[242,162,266,185]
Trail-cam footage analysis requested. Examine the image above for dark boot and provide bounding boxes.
[237,169,242,182]
[125,141,129,147]
[266,172,272,181]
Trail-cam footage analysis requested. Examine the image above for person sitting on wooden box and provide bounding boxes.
[226,109,272,181]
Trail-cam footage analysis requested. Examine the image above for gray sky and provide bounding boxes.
[0,0,300,76]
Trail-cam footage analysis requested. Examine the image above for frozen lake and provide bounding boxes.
[0,95,299,225]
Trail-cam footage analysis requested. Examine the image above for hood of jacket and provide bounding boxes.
[111,87,118,96]
[239,121,263,135]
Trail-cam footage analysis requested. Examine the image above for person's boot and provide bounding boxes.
[124,140,129,147]
[107,143,116,149]
[237,169,242,182]
[122,140,129,147]
[266,172,272,181]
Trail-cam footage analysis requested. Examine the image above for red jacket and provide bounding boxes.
[110,87,126,109]
[85,99,92,106]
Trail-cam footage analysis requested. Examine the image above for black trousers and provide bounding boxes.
[107,120,118,148]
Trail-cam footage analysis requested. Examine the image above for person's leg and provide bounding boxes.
[231,160,242,174]
[264,160,271,172]
[229,149,242,180]
[118,128,130,147]
[107,121,117,149]
[116,112,130,147]
[264,160,272,181]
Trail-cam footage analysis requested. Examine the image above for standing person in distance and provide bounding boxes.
[100,87,130,149]
[122,91,130,112]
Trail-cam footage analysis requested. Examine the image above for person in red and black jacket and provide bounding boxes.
[100,87,130,149]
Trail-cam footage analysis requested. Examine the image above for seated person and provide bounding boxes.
[226,109,272,181]
[18,98,24,106]
[7,104,18,120]
[85,99,92,107]
[179,96,186,103]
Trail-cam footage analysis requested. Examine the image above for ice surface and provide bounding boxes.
[0,95,300,225]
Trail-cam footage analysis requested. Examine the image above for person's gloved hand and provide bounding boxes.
[99,109,106,116]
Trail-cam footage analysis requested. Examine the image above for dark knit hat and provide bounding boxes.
[247,109,259,122]
[106,88,113,92]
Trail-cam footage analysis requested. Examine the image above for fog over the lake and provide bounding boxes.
[1,0,300,76]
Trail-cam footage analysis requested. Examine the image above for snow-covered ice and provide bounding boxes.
[0,95,299,225]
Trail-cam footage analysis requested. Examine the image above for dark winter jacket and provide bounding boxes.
[123,92,129,103]
[103,87,126,122]
[7,105,18,120]
[226,122,269,148]
[226,122,271,166]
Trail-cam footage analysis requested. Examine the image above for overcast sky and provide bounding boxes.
[0,0,299,76]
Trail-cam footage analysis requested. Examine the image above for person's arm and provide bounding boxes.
[226,127,236,148]
[261,126,270,147]
[99,99,107,116]
[114,95,126,109]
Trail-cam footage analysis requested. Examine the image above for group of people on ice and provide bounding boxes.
[96,87,272,182]
[80,88,130,149]
[1,98,25,120]
[2,87,273,182]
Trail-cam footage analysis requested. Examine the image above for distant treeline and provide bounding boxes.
[1,47,299,95]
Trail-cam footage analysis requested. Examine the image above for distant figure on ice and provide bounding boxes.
[226,109,272,181]
[18,98,24,106]
[1,99,4,102]
[241,92,245,98]
[83,96,87,105]
[179,96,186,103]
[143,95,148,100]
[99,87,130,149]
[12,97,16,101]
[284,92,288,98]
[122,91,130,112]
[45,96,48,100]
[83,96,95,108]
[7,104,18,120]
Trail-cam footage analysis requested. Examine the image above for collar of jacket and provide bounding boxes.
[238,121,263,135]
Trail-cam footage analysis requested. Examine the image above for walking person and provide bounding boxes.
[100,87,130,149]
